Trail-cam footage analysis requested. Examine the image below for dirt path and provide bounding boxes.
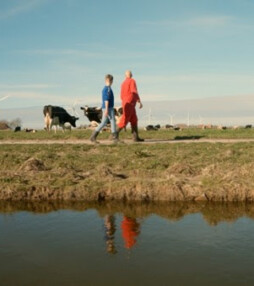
[1,138,254,145]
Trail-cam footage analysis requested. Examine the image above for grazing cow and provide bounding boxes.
[114,107,123,125]
[144,125,159,131]
[25,128,37,133]
[217,125,227,130]
[43,105,79,132]
[80,105,125,130]
[14,126,21,132]
[80,106,103,123]
[245,124,252,129]
[165,124,174,129]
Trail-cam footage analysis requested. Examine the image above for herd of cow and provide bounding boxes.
[43,105,253,133]
[43,105,123,132]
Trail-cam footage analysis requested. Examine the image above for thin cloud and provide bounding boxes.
[138,74,254,84]
[0,84,57,90]
[17,48,150,60]
[22,49,102,58]
[139,15,236,29]
[0,91,57,101]
[0,0,47,20]
[187,16,233,27]
[0,90,77,106]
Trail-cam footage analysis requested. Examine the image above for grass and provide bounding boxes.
[1,127,254,141]
[1,141,254,201]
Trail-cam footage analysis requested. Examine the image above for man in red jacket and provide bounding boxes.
[117,70,144,142]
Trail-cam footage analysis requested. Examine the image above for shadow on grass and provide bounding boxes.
[143,139,173,143]
[174,135,205,141]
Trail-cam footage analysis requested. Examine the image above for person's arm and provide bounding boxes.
[131,80,143,109]
[104,100,109,117]
[103,87,110,116]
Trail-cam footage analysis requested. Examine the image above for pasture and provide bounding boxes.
[1,126,254,141]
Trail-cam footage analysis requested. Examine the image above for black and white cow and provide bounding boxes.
[80,106,103,126]
[43,105,79,132]
[144,125,159,131]
[80,106,123,127]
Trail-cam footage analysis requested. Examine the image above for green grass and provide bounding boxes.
[1,127,254,141]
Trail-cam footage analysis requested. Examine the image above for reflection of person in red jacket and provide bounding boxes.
[121,216,140,249]
[117,70,144,142]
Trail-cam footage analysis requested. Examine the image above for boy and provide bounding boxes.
[90,74,117,143]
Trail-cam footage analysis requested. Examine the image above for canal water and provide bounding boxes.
[0,201,254,286]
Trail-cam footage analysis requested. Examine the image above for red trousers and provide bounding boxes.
[118,102,138,128]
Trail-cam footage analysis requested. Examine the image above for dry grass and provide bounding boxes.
[1,142,254,201]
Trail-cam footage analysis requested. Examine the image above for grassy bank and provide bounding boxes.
[1,127,254,141]
[1,142,254,201]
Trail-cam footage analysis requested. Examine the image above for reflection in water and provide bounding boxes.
[1,201,254,285]
[104,215,117,254]
[104,215,141,253]
[1,200,254,226]
[121,216,140,250]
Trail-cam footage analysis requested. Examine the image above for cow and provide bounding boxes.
[14,126,21,132]
[144,125,159,131]
[217,125,227,130]
[80,106,103,123]
[43,105,79,133]
[144,124,161,131]
[80,105,125,130]
[25,128,37,133]
[165,124,174,129]
[114,107,123,125]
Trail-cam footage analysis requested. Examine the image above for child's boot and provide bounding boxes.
[116,127,124,139]
[90,130,99,143]
[112,133,119,143]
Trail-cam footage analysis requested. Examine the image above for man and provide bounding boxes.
[117,70,144,142]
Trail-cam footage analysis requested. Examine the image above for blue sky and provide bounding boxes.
[1,0,254,111]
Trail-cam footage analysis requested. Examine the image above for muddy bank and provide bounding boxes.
[1,157,254,202]
[1,143,254,202]
[1,184,254,202]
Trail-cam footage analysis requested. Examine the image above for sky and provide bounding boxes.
[0,0,254,126]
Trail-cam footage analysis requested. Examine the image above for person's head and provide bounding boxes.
[125,70,132,79]
[105,74,113,86]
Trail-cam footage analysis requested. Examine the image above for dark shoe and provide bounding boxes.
[116,127,123,139]
[112,132,119,143]
[90,130,99,143]
[132,126,144,142]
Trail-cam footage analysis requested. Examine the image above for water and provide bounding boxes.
[0,201,254,286]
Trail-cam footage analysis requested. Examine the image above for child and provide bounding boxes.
[90,74,117,142]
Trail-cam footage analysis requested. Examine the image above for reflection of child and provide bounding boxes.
[104,215,117,254]
[121,216,140,249]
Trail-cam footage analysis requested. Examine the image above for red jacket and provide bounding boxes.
[121,78,140,105]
